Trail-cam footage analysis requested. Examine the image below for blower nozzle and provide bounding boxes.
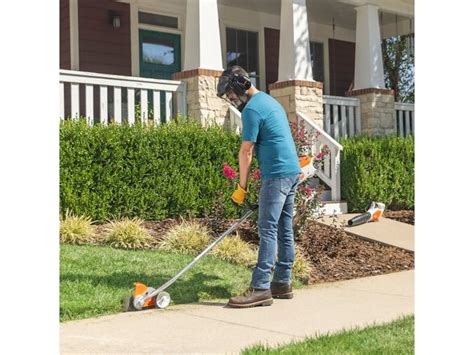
[347,202,385,227]
[347,212,371,226]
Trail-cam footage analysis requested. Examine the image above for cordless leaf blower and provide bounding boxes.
[123,155,320,312]
[347,202,386,227]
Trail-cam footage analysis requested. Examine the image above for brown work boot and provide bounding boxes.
[227,287,273,308]
[270,282,293,299]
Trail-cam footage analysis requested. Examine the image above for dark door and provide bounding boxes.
[328,38,355,96]
[264,28,280,92]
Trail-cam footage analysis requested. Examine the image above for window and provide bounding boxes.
[310,41,324,83]
[142,37,175,65]
[226,28,259,88]
[139,11,178,29]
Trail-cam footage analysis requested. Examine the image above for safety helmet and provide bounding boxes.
[217,66,252,98]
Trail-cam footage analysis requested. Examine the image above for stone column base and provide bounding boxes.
[346,88,396,136]
[268,80,324,127]
[172,68,229,126]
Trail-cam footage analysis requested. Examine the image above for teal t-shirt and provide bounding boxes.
[242,92,301,180]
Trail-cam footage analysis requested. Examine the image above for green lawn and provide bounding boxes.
[60,244,303,322]
[242,315,414,355]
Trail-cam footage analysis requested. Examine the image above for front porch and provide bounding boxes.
[61,0,414,134]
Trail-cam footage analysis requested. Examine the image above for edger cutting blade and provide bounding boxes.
[122,295,135,312]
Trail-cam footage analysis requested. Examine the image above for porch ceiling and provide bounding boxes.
[217,0,412,30]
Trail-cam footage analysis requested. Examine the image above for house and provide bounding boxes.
[59,0,414,212]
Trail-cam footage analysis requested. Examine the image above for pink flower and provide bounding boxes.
[251,168,261,181]
[305,186,313,195]
[223,162,237,180]
[316,153,322,159]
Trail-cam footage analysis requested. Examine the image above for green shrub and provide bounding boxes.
[159,220,212,255]
[212,233,257,267]
[60,210,96,245]
[340,135,414,212]
[104,217,155,249]
[60,119,241,221]
[292,247,312,284]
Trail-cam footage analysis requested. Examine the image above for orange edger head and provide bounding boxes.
[122,282,171,312]
[133,282,156,307]
[122,282,156,311]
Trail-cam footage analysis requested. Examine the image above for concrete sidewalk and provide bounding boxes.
[319,214,415,252]
[60,270,414,354]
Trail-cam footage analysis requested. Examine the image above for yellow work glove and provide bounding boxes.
[231,184,247,205]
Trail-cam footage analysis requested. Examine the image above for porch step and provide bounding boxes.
[319,189,331,201]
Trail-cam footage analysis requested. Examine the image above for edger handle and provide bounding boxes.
[244,199,259,211]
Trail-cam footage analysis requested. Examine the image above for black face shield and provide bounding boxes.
[217,70,248,112]
[216,70,250,112]
[217,74,231,98]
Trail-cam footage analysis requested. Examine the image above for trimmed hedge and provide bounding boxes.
[61,121,414,219]
[340,135,414,212]
[60,120,242,221]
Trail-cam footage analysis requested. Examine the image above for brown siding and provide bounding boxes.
[78,0,131,76]
[328,38,355,96]
[60,0,70,69]
[264,28,280,92]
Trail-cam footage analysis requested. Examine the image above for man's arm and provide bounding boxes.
[239,141,254,190]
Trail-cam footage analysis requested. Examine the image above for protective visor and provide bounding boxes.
[217,75,232,98]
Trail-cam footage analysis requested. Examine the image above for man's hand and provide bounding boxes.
[231,184,247,205]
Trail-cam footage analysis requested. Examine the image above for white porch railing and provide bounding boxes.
[297,112,343,201]
[228,105,243,134]
[59,70,187,125]
[322,95,361,141]
[395,102,414,137]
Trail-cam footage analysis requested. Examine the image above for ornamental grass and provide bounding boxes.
[104,217,156,249]
[60,210,96,245]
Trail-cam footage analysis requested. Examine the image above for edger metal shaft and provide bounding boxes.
[142,208,255,303]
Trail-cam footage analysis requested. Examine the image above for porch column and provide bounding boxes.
[349,4,396,136]
[269,0,323,128]
[172,0,228,126]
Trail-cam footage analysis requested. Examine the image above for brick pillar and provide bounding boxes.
[172,69,230,126]
[347,88,396,136]
[269,80,324,127]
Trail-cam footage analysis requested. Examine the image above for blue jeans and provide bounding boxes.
[250,173,300,289]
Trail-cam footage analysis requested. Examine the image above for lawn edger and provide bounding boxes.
[122,201,257,311]
[122,155,319,312]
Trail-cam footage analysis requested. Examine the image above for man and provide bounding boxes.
[217,66,302,308]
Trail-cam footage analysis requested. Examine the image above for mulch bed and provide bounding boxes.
[118,215,414,285]
[383,210,415,225]
[300,221,413,283]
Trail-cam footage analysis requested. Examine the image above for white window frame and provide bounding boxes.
[137,9,182,34]
[130,4,184,76]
